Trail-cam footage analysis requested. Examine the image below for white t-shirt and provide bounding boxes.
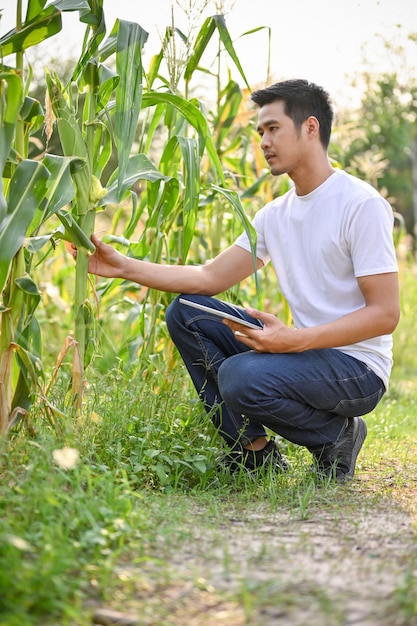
[234,169,398,388]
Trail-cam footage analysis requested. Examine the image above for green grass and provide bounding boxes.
[0,260,416,625]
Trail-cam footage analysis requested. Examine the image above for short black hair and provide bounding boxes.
[251,79,333,149]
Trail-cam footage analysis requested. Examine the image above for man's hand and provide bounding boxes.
[72,234,128,279]
[224,307,298,353]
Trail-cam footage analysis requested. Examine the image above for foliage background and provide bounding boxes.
[0,2,416,624]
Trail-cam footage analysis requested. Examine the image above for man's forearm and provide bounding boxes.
[119,257,215,294]
[291,305,399,352]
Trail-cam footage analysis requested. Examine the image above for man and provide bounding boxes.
[80,79,400,482]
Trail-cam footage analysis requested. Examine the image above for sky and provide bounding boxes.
[1,0,417,109]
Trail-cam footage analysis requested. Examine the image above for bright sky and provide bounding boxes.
[2,0,417,109]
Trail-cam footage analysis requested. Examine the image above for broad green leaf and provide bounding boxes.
[25,0,48,21]
[95,64,120,110]
[147,50,164,89]
[42,154,82,218]
[27,154,84,234]
[214,81,243,148]
[14,276,41,325]
[49,0,90,10]
[0,160,50,293]
[0,72,23,219]
[142,92,225,185]
[115,20,148,199]
[105,154,170,205]
[0,6,62,56]
[46,71,91,215]
[213,15,250,89]
[142,102,165,153]
[159,136,200,259]
[70,2,106,82]
[46,72,87,158]
[55,209,95,252]
[25,234,57,253]
[183,16,216,84]
[210,183,259,289]
[176,136,200,258]
[184,15,250,90]
[92,121,112,177]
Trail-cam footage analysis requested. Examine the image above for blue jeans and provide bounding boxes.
[165,295,385,451]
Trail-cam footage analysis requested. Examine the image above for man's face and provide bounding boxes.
[256,100,305,177]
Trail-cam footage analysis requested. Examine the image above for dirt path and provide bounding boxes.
[92,476,417,626]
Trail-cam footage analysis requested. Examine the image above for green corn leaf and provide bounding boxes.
[46,71,91,215]
[147,50,164,89]
[70,2,106,82]
[213,15,251,90]
[95,64,119,111]
[42,154,83,218]
[114,20,148,200]
[142,103,165,153]
[27,154,84,234]
[177,136,200,259]
[0,72,23,219]
[49,0,90,11]
[46,72,88,159]
[14,276,41,325]
[183,16,216,84]
[0,160,50,294]
[209,183,259,290]
[55,209,95,253]
[214,81,243,149]
[142,92,225,185]
[183,15,250,90]
[92,121,112,178]
[159,136,200,259]
[0,5,62,56]
[104,154,170,205]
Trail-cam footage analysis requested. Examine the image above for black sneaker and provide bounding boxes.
[312,416,367,483]
[220,439,290,474]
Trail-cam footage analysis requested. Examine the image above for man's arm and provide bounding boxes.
[225,272,400,352]
[82,234,263,295]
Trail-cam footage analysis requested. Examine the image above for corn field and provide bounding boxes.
[0,0,291,433]
[1,0,407,436]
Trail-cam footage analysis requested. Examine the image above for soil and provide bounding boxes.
[92,464,417,626]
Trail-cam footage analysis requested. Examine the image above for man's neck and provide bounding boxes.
[292,161,335,197]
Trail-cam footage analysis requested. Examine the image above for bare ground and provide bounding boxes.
[92,462,417,626]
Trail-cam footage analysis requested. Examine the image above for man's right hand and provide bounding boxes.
[72,233,128,279]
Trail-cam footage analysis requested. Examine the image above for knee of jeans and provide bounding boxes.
[218,357,249,413]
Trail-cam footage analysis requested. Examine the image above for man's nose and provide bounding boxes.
[260,134,270,150]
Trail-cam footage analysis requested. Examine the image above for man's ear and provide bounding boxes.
[305,115,320,137]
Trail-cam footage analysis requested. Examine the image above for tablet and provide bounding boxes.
[179,298,262,330]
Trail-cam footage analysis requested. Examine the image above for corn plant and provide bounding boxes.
[1,0,280,430]
[0,0,75,433]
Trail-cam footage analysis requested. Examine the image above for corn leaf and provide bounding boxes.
[177,136,200,258]
[214,81,243,149]
[55,209,96,253]
[114,20,148,200]
[42,154,83,218]
[0,160,50,293]
[142,92,225,185]
[48,0,90,11]
[183,15,250,90]
[104,154,169,205]
[0,6,62,55]
[209,183,259,289]
[159,136,200,259]
[0,72,23,219]
[70,2,106,82]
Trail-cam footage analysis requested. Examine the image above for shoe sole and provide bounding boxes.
[339,416,367,482]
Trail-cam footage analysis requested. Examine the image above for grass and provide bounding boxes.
[0,259,417,625]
